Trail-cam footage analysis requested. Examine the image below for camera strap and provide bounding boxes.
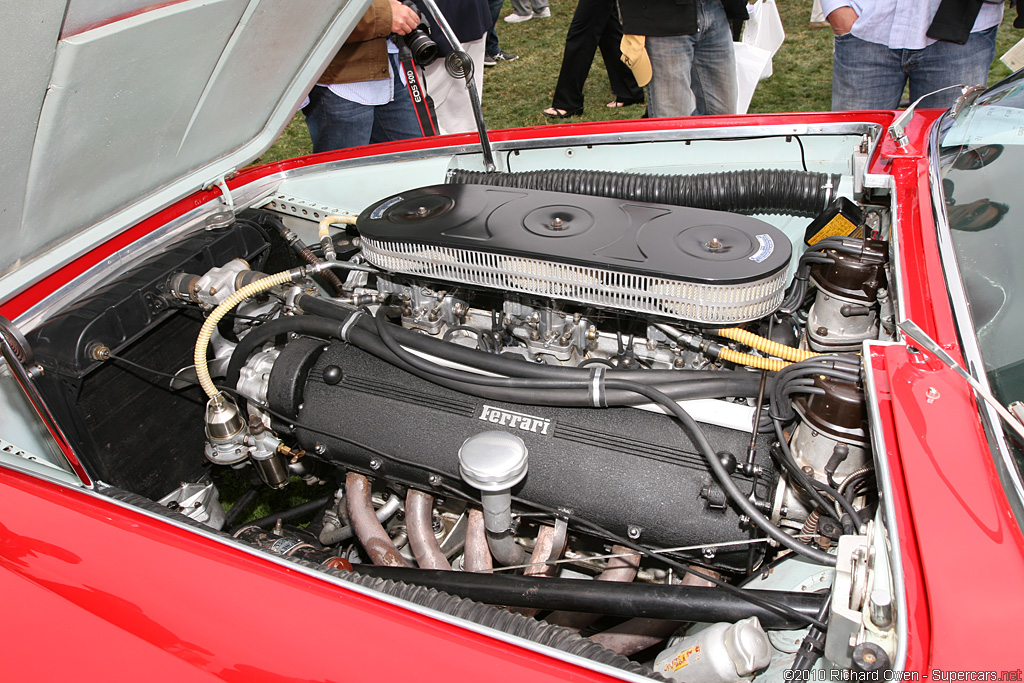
[397,43,438,136]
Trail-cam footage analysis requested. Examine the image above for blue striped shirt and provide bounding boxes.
[820,0,1003,49]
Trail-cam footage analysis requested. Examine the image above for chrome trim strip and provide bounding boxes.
[0,343,90,487]
[925,118,1024,510]
[481,122,881,153]
[888,177,906,329]
[861,340,910,671]
[267,122,882,178]
[0,443,87,489]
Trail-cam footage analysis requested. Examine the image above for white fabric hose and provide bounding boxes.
[194,270,299,399]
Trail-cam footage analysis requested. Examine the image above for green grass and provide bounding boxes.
[255,0,1023,165]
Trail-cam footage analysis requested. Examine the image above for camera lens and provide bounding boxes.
[407,29,438,66]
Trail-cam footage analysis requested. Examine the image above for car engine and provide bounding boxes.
[22,169,898,679]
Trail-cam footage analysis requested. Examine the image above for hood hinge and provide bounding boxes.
[204,171,238,212]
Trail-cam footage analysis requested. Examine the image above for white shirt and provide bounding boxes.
[300,40,407,109]
[820,0,1003,50]
[327,40,404,106]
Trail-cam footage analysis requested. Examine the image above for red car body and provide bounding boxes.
[2,106,1023,680]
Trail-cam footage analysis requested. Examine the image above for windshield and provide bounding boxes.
[939,74,1024,404]
[937,71,1024,494]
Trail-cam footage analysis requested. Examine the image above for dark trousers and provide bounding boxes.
[550,0,644,112]
[486,0,503,56]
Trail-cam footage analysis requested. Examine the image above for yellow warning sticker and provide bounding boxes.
[667,644,701,671]
[807,214,857,245]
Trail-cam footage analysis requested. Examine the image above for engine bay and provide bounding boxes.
[7,130,906,680]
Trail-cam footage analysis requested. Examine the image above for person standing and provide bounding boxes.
[303,0,423,152]
[504,0,550,24]
[619,0,748,118]
[484,0,519,65]
[542,0,644,118]
[422,0,493,134]
[822,0,1004,110]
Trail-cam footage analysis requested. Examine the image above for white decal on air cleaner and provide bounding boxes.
[749,234,774,263]
[478,405,553,436]
[370,196,403,220]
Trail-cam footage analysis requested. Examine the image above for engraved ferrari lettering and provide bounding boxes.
[478,405,552,436]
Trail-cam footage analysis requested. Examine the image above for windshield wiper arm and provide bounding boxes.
[888,84,978,149]
[898,320,1024,442]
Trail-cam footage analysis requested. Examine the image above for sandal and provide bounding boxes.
[542,107,583,118]
[606,99,644,108]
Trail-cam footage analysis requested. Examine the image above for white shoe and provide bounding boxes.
[533,7,551,17]
[503,12,532,23]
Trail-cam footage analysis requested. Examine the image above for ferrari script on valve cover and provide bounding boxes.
[2,1,1024,681]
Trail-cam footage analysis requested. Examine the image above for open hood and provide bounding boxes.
[0,0,369,301]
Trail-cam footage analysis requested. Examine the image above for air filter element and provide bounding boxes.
[357,184,791,324]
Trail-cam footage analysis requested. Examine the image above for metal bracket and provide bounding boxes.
[948,85,986,120]
[204,171,238,211]
[263,194,348,222]
[898,320,1024,441]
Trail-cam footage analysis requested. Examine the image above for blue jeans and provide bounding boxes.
[645,0,737,118]
[831,27,998,111]
[303,57,422,153]
[486,0,504,56]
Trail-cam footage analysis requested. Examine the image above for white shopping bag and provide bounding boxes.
[733,42,772,114]
[733,0,785,114]
[742,0,785,79]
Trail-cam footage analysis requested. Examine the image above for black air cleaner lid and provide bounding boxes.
[357,184,790,284]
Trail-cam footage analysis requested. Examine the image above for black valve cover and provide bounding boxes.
[269,341,779,571]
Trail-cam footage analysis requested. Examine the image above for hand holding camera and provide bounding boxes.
[389,0,438,66]
[388,0,420,35]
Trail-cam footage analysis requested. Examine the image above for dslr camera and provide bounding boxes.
[390,0,439,67]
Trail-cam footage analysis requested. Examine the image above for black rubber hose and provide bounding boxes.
[97,486,666,681]
[224,315,343,390]
[604,378,836,567]
[326,569,669,680]
[225,303,764,407]
[347,321,764,406]
[368,305,753,401]
[296,295,771,393]
[231,495,333,533]
[223,485,260,528]
[790,594,832,672]
[364,308,836,566]
[447,168,841,217]
[347,566,825,628]
[248,210,346,295]
[807,477,864,530]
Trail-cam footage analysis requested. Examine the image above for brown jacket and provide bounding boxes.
[319,0,393,84]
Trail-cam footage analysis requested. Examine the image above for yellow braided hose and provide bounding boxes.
[716,347,789,372]
[318,214,358,244]
[194,270,298,399]
[716,327,821,363]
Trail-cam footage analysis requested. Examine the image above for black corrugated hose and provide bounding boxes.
[326,569,670,680]
[447,168,840,217]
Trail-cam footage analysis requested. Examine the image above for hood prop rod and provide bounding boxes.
[418,0,496,172]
